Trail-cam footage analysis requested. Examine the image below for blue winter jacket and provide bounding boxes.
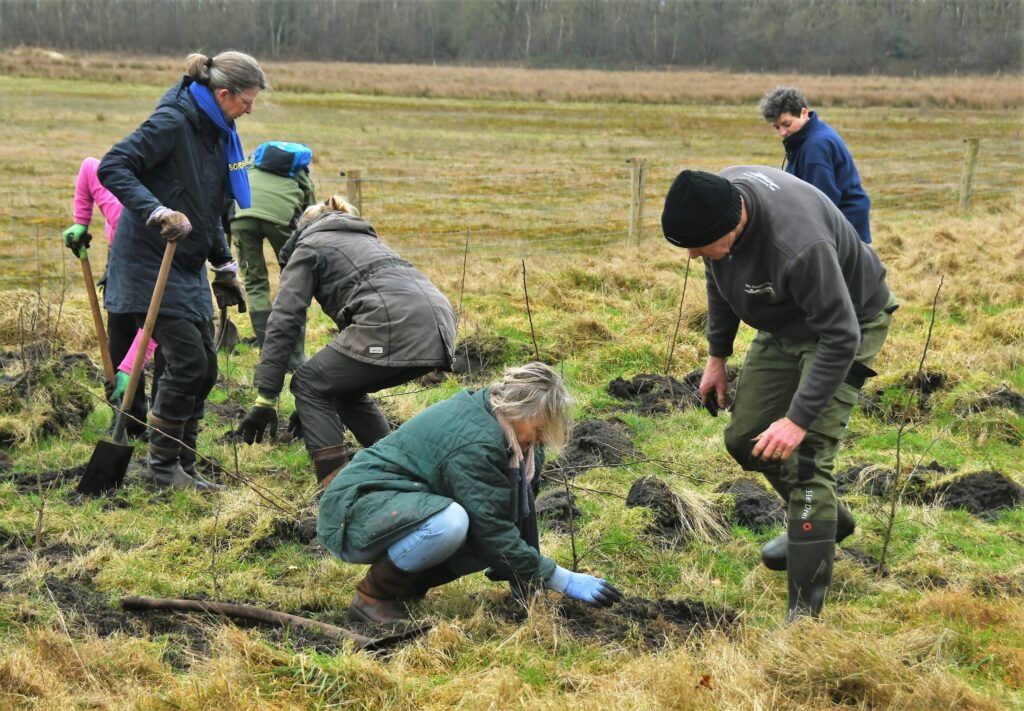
[782,112,872,244]
[98,77,233,321]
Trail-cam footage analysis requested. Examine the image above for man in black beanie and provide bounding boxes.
[662,167,898,622]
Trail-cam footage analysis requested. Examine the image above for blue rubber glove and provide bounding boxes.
[546,565,622,607]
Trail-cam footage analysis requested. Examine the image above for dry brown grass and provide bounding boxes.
[2,47,1022,109]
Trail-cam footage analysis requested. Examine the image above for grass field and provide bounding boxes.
[0,52,1022,710]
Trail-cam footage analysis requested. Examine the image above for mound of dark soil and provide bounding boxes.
[625,476,683,538]
[861,369,950,422]
[607,367,738,415]
[838,547,883,573]
[451,336,508,376]
[546,418,637,478]
[835,461,945,499]
[0,355,97,446]
[204,399,247,424]
[554,595,737,648]
[954,386,1024,416]
[715,477,784,533]
[924,470,1023,519]
[535,489,581,533]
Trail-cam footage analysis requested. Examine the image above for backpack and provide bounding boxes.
[251,141,313,178]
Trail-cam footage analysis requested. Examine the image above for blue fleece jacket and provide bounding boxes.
[782,112,872,244]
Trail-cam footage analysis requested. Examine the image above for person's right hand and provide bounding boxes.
[237,396,278,444]
[561,571,622,607]
[109,371,130,402]
[286,410,303,440]
[62,224,91,258]
[146,206,192,242]
[699,355,729,417]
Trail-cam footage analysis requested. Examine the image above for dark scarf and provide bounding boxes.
[188,82,252,209]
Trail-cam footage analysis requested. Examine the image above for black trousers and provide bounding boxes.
[131,315,217,425]
[290,346,432,453]
[107,311,164,432]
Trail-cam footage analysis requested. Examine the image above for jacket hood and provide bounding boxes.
[154,77,203,130]
[277,212,378,268]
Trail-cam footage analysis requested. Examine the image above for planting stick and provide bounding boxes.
[521,259,540,360]
[120,596,428,651]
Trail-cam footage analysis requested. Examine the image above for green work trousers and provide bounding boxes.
[724,296,897,523]
[231,216,293,313]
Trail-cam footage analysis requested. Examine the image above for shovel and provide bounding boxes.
[77,233,116,386]
[214,305,240,352]
[78,241,176,495]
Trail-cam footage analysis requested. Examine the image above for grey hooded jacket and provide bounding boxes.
[254,212,456,397]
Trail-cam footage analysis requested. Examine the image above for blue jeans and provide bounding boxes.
[340,502,469,572]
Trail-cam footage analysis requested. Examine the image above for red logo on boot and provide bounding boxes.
[802,522,813,532]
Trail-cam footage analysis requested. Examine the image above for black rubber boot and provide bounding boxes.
[249,309,271,350]
[785,519,837,623]
[312,444,349,490]
[180,418,225,491]
[762,503,855,572]
[350,555,416,623]
[141,415,213,491]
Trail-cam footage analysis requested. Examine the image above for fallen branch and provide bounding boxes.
[120,596,428,651]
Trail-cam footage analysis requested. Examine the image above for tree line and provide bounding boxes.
[1,0,1019,76]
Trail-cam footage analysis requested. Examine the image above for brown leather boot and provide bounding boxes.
[350,555,416,623]
[312,444,348,490]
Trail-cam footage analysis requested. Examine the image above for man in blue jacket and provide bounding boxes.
[760,86,873,244]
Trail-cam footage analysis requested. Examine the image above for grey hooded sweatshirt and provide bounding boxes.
[254,212,456,398]
[705,166,891,429]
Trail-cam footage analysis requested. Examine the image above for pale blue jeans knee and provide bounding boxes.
[387,502,469,573]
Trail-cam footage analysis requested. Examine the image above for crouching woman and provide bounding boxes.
[317,362,622,622]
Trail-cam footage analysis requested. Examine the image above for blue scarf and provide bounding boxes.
[188,82,252,209]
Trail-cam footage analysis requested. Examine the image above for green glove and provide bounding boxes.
[62,224,91,259]
[110,371,130,401]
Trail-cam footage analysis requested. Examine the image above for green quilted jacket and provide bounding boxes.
[317,388,556,583]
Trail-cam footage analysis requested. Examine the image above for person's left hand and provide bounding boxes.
[62,224,91,259]
[237,396,278,444]
[211,262,247,313]
[751,417,807,463]
[109,371,130,401]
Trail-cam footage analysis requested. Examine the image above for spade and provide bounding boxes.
[78,241,176,495]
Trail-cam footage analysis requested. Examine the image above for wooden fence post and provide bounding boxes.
[344,169,363,216]
[958,138,980,211]
[627,156,647,246]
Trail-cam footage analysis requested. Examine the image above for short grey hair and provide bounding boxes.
[490,362,573,450]
[186,50,268,95]
[760,86,808,122]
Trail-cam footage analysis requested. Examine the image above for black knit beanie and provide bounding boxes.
[661,170,742,248]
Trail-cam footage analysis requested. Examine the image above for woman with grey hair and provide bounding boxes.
[98,50,265,490]
[317,362,622,623]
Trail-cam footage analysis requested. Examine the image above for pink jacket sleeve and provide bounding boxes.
[73,157,123,245]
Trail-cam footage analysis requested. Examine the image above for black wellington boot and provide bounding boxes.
[785,518,837,623]
[312,444,349,490]
[180,418,225,491]
[762,503,855,572]
[140,415,212,491]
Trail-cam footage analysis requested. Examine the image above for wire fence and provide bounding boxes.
[1,137,1020,295]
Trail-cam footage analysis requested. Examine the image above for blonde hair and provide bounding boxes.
[298,194,360,228]
[490,362,573,450]
[186,50,268,95]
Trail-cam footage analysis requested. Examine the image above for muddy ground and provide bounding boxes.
[535,489,581,533]
[715,477,785,533]
[545,418,637,479]
[607,367,739,416]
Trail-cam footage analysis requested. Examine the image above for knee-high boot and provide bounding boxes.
[311,444,348,490]
[785,519,836,622]
[762,503,855,571]
[350,555,417,623]
[142,415,212,491]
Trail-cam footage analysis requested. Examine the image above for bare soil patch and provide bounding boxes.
[545,418,637,478]
[535,489,580,533]
[607,367,738,415]
[924,470,1023,519]
[553,596,738,648]
[451,336,509,377]
[715,477,784,533]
